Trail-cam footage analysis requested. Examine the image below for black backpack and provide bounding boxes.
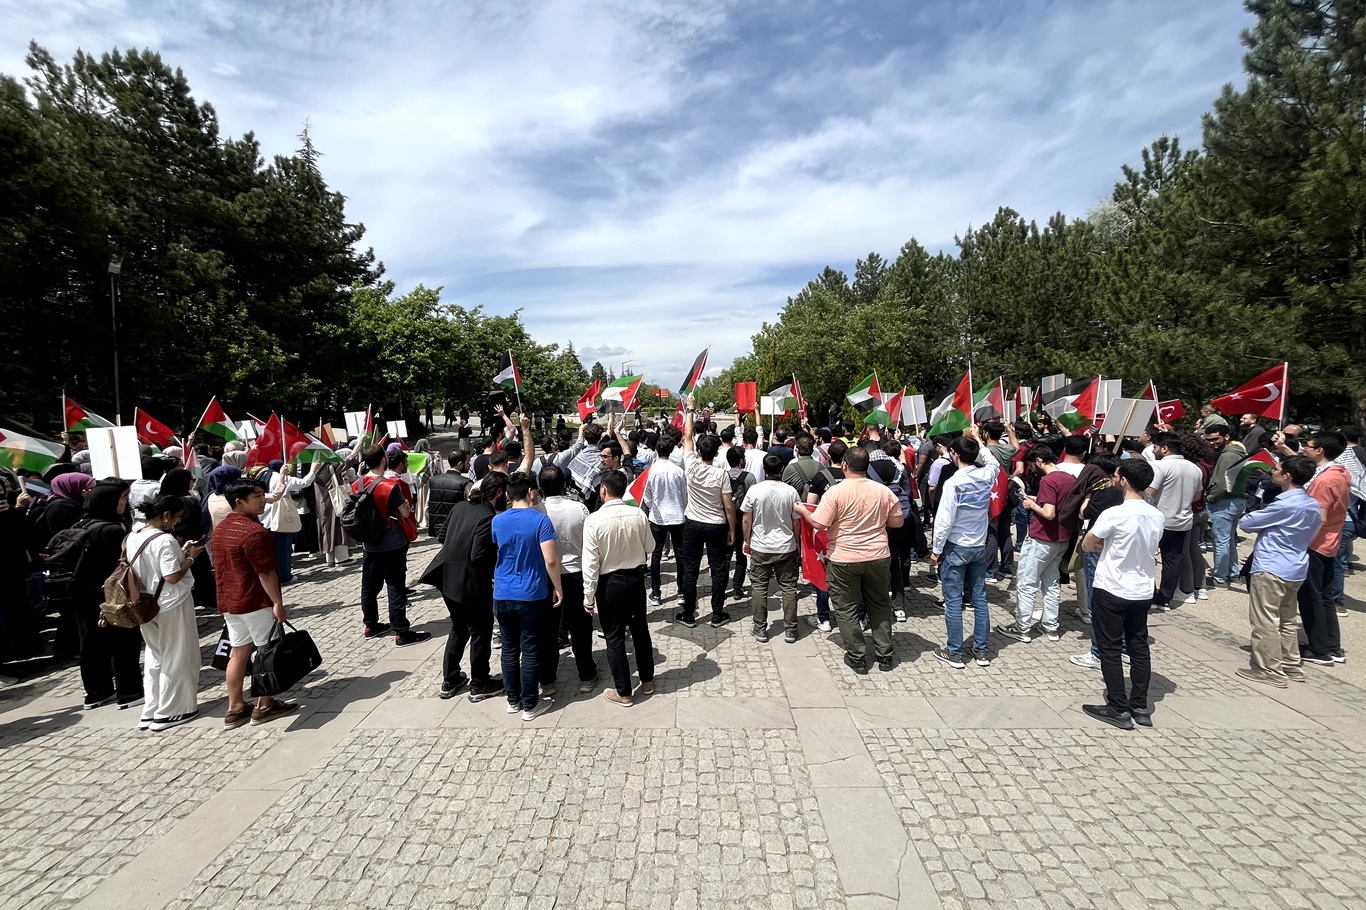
[42,519,95,601]
[341,479,389,543]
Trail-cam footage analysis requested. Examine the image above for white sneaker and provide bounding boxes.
[806,616,832,633]
[1182,594,1197,605]
[522,698,553,722]
[893,609,908,622]
[1196,589,1208,601]
[1069,653,1102,670]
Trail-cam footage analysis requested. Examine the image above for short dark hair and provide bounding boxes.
[489,449,510,469]
[775,427,789,443]
[1152,432,1182,450]
[763,454,783,478]
[656,436,676,459]
[742,427,758,446]
[361,444,386,469]
[697,435,720,462]
[1063,436,1090,458]
[950,437,979,464]
[1280,454,1315,486]
[1204,424,1231,439]
[1029,446,1058,465]
[1116,459,1154,491]
[538,465,566,497]
[1088,453,1121,476]
[881,439,901,460]
[1341,424,1361,444]
[827,440,848,465]
[840,420,855,435]
[844,447,870,473]
[1311,431,1346,461]
[583,424,604,445]
[794,435,814,456]
[599,441,623,459]
[506,471,533,502]
[1012,421,1034,441]
[980,420,1005,442]
[225,480,264,508]
[726,446,745,468]
[599,469,628,500]
[720,426,735,444]
[504,440,522,461]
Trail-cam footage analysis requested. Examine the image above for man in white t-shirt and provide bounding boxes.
[1145,432,1204,610]
[742,454,803,643]
[1080,459,1164,730]
[678,397,736,628]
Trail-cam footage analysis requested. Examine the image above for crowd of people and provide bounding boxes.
[1,396,1361,732]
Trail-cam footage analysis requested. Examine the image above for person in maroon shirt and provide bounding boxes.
[996,445,1075,643]
[212,480,298,728]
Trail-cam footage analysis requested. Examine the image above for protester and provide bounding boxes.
[724,446,756,602]
[1067,454,1125,670]
[677,398,736,629]
[583,469,655,706]
[741,454,802,643]
[352,444,428,646]
[427,451,471,540]
[212,480,298,728]
[1080,459,1163,730]
[262,460,318,585]
[803,439,848,631]
[204,465,242,531]
[1298,432,1351,667]
[997,444,1075,643]
[1330,425,1365,615]
[1240,414,1269,456]
[930,437,996,669]
[0,471,43,664]
[1145,432,1203,611]
[126,495,205,730]
[537,465,599,696]
[642,435,687,607]
[34,472,95,658]
[74,481,144,709]
[1205,424,1247,587]
[1236,455,1320,686]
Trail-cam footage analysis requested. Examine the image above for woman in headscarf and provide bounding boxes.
[76,481,143,709]
[220,450,248,471]
[162,467,215,610]
[204,465,242,531]
[0,469,43,663]
[34,472,96,659]
[313,450,354,566]
[411,438,433,530]
[262,459,318,585]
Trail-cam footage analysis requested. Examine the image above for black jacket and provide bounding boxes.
[418,500,495,607]
[428,472,471,539]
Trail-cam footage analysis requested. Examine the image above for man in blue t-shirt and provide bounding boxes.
[491,471,563,720]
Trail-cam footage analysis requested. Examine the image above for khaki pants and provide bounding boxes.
[827,558,893,662]
[749,549,799,630]
[1248,571,1302,677]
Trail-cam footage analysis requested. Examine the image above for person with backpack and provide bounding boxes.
[781,434,822,501]
[125,495,205,731]
[34,472,95,659]
[724,446,756,601]
[74,481,143,709]
[350,443,428,646]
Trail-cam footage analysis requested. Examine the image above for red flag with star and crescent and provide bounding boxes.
[134,407,177,449]
[1209,363,1287,421]
[1158,400,1186,423]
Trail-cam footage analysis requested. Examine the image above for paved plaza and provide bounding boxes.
[2,535,1364,910]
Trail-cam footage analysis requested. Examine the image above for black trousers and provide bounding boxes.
[726,515,747,596]
[77,599,142,704]
[1092,587,1152,714]
[887,526,909,609]
[442,596,494,687]
[539,572,597,684]
[597,567,654,697]
[680,519,729,619]
[1298,549,1340,657]
[984,510,1014,575]
[360,546,410,631]
[1153,529,1189,607]
[649,522,684,598]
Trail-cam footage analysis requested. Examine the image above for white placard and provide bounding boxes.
[1041,374,1069,399]
[86,426,142,480]
[1019,386,1035,414]
[237,420,258,442]
[758,396,784,416]
[1099,379,1124,415]
[1097,399,1157,437]
[386,420,408,440]
[902,395,927,426]
[343,410,367,440]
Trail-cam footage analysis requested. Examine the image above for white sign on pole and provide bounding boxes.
[1099,380,1124,415]
[387,420,408,441]
[1097,399,1158,437]
[1019,386,1035,414]
[237,420,258,442]
[86,426,142,480]
[1041,374,1069,399]
[343,411,367,440]
[902,394,928,426]
[758,396,783,416]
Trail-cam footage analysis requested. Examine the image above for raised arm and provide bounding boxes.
[683,395,696,453]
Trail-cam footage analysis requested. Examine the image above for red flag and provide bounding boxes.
[134,407,177,448]
[247,413,283,468]
[1157,399,1186,423]
[1138,380,1158,401]
[1209,363,1288,421]
[734,382,757,414]
[670,399,686,430]
[623,466,650,506]
[281,417,312,460]
[577,379,601,421]
[989,465,1009,521]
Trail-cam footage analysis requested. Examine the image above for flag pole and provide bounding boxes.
[60,390,67,445]
[510,350,524,415]
[1279,361,1289,430]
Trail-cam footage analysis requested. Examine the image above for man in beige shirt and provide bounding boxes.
[583,470,656,706]
[805,447,904,674]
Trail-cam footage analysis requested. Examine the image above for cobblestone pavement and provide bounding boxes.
[1,532,1363,910]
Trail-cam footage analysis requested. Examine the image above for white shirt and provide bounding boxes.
[1057,461,1085,478]
[931,463,997,555]
[1091,497,1164,600]
[124,527,194,612]
[643,458,688,526]
[1147,454,1203,531]
[683,452,728,525]
[743,448,766,480]
[582,499,653,595]
[740,480,800,554]
[542,496,589,574]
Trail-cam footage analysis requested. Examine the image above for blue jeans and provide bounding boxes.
[1331,508,1357,605]
[940,542,989,655]
[271,531,295,585]
[494,597,548,711]
[815,589,829,623]
[1208,497,1244,583]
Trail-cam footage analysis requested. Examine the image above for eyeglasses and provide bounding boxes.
[1303,443,1321,450]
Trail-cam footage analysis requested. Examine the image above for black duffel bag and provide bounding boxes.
[250,620,323,698]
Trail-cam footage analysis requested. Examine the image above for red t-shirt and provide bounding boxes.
[211,511,278,615]
[1029,470,1075,542]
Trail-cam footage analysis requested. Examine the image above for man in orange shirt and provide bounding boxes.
[1298,431,1351,667]
[804,447,904,674]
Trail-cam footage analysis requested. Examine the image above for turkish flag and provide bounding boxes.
[989,465,1009,521]
[734,382,757,414]
[670,399,685,430]
[134,407,177,448]
[247,413,284,468]
[577,379,601,422]
[1210,363,1288,420]
[1158,399,1186,423]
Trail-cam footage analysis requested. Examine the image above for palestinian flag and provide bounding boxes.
[0,427,65,474]
[927,373,973,435]
[64,396,114,433]
[291,435,343,466]
[1044,377,1101,431]
[135,407,178,449]
[577,379,601,421]
[865,388,904,429]
[623,466,651,507]
[768,375,803,414]
[494,351,521,392]
[847,373,880,410]
[1137,380,1158,401]
[358,405,383,448]
[599,374,644,413]
[1235,449,1276,489]
[679,348,709,400]
[197,396,241,442]
[973,377,1006,420]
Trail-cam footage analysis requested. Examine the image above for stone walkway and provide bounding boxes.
[2,537,1363,910]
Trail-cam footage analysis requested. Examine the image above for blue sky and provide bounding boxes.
[1,0,1253,392]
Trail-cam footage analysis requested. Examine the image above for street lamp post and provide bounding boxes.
[108,258,122,424]
[621,360,632,377]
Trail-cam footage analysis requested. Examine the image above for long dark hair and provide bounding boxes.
[85,481,131,526]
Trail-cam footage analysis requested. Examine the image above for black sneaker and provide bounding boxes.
[364,622,393,639]
[970,648,993,668]
[440,673,469,699]
[876,655,894,673]
[149,710,200,732]
[468,679,504,703]
[674,612,697,628]
[395,630,432,647]
[1332,649,1347,664]
[784,628,798,644]
[751,624,769,642]
[844,652,868,675]
[1302,652,1336,667]
[709,611,731,628]
[994,623,1032,643]
[732,589,747,601]
[648,593,662,607]
[1082,704,1135,730]
[1132,710,1153,728]
[933,647,966,669]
